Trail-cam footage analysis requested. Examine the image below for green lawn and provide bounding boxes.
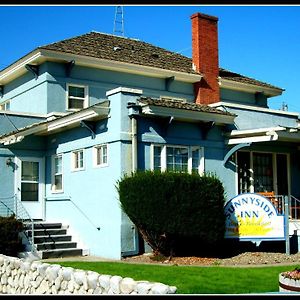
[48,261,298,294]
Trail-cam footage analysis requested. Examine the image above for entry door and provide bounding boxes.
[15,157,45,220]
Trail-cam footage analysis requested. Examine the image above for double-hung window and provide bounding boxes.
[66,84,88,111]
[72,149,84,171]
[94,144,108,167]
[0,100,10,111]
[152,144,204,175]
[52,154,63,192]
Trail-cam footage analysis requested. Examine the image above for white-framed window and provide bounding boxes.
[151,144,204,175]
[0,100,10,111]
[66,84,88,111]
[71,149,85,171]
[51,154,63,193]
[93,144,108,167]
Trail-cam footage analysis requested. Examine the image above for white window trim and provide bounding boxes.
[51,154,63,193]
[235,150,290,196]
[66,83,89,111]
[71,149,85,172]
[151,144,204,175]
[0,99,11,111]
[93,144,109,168]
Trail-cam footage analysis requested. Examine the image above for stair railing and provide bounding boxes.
[0,194,37,254]
[290,195,300,220]
[45,196,100,231]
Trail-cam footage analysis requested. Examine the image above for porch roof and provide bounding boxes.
[0,101,110,145]
[227,125,300,145]
[138,97,236,125]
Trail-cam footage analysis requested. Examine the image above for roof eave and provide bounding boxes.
[0,48,202,85]
[0,101,110,145]
[220,78,284,97]
[141,105,235,125]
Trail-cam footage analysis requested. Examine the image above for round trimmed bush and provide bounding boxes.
[117,171,226,257]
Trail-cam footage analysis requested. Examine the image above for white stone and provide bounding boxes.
[73,270,86,286]
[1,273,7,285]
[110,275,122,294]
[51,284,58,294]
[13,259,21,269]
[7,276,14,287]
[93,287,103,294]
[61,280,68,290]
[19,274,25,288]
[136,281,153,294]
[120,277,137,294]
[38,280,49,294]
[98,274,111,290]
[151,283,170,294]
[61,267,74,281]
[5,265,12,276]
[37,263,50,276]
[21,261,31,273]
[0,256,4,266]
[46,265,61,282]
[54,276,62,290]
[30,261,41,271]
[87,272,99,289]
[2,285,7,294]
[67,280,74,292]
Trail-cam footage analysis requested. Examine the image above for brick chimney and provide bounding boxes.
[191,12,220,105]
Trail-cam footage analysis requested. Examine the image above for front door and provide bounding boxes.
[15,157,45,220]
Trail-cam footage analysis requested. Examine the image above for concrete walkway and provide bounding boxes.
[40,255,119,263]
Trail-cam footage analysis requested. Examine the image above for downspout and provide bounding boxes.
[127,102,140,173]
[131,116,138,172]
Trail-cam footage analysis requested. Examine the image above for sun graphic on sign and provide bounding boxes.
[226,215,273,237]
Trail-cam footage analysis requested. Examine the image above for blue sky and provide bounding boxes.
[1,5,299,111]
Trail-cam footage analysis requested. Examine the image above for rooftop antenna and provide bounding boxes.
[113,6,125,37]
[281,101,288,111]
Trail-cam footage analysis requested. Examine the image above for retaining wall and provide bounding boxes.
[0,254,177,295]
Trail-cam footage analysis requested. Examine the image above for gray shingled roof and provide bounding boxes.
[39,31,283,91]
[138,97,235,117]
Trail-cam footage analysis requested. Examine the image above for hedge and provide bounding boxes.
[0,215,24,257]
[117,171,226,257]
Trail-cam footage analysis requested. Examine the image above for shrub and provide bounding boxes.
[117,171,226,257]
[0,215,24,257]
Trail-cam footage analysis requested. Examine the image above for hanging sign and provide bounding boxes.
[224,193,285,240]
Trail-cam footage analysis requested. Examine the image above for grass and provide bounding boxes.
[47,260,299,294]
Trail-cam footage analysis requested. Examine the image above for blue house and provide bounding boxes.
[0,12,299,260]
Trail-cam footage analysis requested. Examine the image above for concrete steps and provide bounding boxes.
[24,222,84,259]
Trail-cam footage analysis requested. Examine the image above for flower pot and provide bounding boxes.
[279,273,300,293]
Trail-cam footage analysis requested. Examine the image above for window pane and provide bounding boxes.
[22,162,39,181]
[153,146,162,170]
[55,156,62,174]
[74,151,83,169]
[166,147,188,172]
[102,145,107,164]
[54,174,62,190]
[69,86,84,98]
[69,98,84,109]
[192,148,200,174]
[21,183,38,201]
[253,153,273,193]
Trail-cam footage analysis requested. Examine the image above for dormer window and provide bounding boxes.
[0,100,10,111]
[66,84,88,111]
